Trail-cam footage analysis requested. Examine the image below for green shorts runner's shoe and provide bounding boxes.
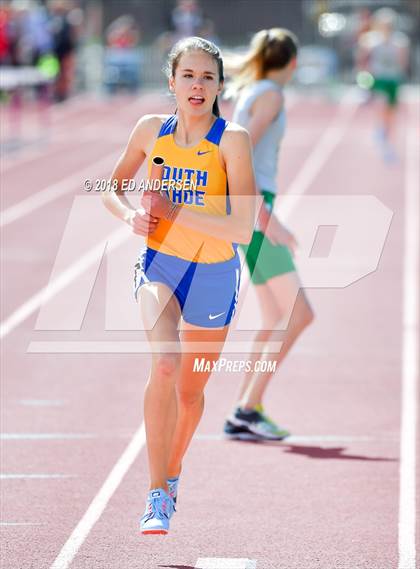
[224,405,290,441]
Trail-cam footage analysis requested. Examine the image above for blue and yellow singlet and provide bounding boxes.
[146,115,234,263]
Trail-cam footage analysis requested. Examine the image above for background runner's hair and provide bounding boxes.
[225,28,298,98]
[166,36,224,117]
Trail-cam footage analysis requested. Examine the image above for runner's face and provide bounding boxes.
[170,50,222,116]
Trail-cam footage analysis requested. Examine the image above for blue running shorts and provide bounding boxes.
[134,247,241,328]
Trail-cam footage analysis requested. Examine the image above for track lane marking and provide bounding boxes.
[398,125,419,569]
[194,434,397,443]
[0,151,120,228]
[1,474,76,479]
[0,93,158,174]
[0,522,45,526]
[18,399,66,407]
[195,559,257,569]
[275,91,360,221]
[1,433,96,440]
[49,422,146,569]
[0,225,128,339]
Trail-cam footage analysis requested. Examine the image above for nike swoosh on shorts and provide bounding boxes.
[208,312,225,320]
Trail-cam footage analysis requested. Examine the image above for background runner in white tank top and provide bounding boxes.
[233,79,285,195]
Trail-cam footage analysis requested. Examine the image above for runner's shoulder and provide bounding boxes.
[132,114,171,137]
[220,121,252,160]
[255,87,283,109]
[222,121,251,143]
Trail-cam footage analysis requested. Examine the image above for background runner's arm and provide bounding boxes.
[246,89,283,147]
[245,89,282,228]
[244,90,296,250]
[245,90,283,229]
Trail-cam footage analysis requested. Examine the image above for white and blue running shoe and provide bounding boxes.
[167,476,179,513]
[140,488,174,535]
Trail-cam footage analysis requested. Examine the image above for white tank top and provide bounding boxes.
[362,30,409,79]
[233,79,285,193]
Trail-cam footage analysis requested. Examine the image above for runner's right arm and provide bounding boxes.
[245,90,297,252]
[102,115,160,235]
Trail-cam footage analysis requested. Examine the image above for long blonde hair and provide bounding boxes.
[225,28,298,98]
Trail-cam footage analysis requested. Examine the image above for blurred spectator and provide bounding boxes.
[171,0,203,40]
[3,0,53,67]
[198,18,219,45]
[0,1,56,143]
[103,15,141,94]
[156,0,216,60]
[49,0,79,102]
[106,14,140,49]
[0,3,12,65]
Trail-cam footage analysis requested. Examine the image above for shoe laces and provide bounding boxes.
[255,405,288,435]
[255,405,277,427]
[167,478,178,506]
[142,494,169,522]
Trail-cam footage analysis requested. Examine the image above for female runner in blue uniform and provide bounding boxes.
[102,36,255,534]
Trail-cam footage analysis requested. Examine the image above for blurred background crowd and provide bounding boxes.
[0,0,418,105]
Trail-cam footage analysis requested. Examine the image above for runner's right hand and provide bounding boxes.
[126,208,159,236]
[260,210,298,254]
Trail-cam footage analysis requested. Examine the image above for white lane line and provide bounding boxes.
[195,559,257,569]
[1,474,76,479]
[0,225,128,339]
[0,522,45,526]
[194,434,397,443]
[2,432,393,444]
[1,433,96,441]
[0,151,120,228]
[18,399,66,407]
[0,93,144,174]
[49,421,146,569]
[398,125,419,569]
[276,91,360,221]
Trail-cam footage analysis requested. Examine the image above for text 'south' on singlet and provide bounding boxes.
[146,115,235,263]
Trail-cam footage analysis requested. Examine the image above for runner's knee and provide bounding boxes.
[153,353,181,377]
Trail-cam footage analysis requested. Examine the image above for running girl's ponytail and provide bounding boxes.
[225,28,299,98]
[165,36,224,117]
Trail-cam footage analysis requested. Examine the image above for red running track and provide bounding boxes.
[1,88,418,569]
